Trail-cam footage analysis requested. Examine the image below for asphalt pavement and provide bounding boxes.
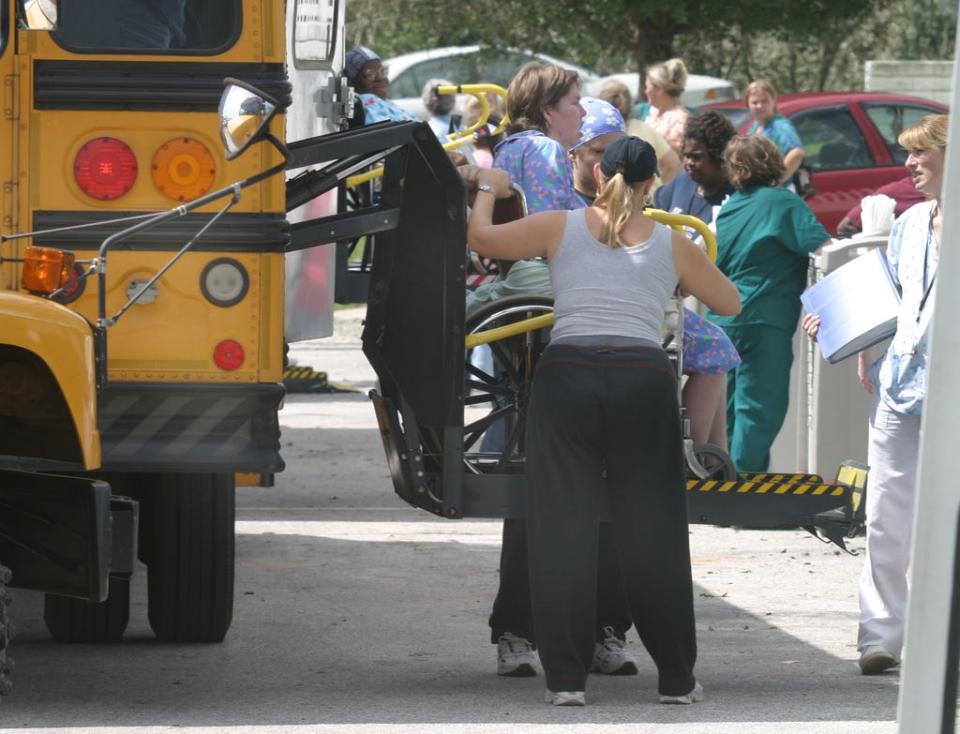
[0,308,901,733]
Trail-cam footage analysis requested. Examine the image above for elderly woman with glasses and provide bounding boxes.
[345,46,417,124]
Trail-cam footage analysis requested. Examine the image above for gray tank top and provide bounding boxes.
[549,209,678,345]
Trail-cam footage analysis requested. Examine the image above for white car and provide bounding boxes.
[583,72,738,109]
[383,45,601,120]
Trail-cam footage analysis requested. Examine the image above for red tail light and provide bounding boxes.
[213,340,244,371]
[74,137,138,200]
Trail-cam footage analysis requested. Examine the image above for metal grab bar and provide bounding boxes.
[464,209,718,348]
[346,84,509,189]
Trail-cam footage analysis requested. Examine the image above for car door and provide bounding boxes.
[791,105,879,235]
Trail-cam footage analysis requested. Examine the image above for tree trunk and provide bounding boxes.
[630,15,682,95]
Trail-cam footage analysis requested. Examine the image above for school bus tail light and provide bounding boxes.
[21,246,76,295]
[152,138,217,201]
[74,137,138,200]
[213,340,245,371]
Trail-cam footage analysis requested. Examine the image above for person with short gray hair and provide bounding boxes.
[421,78,460,141]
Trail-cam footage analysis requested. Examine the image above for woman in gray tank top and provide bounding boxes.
[463,136,741,706]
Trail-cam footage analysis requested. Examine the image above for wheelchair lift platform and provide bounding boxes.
[285,120,866,551]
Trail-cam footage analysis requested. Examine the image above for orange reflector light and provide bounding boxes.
[22,246,76,295]
[152,138,217,201]
[74,137,138,200]
[213,339,245,371]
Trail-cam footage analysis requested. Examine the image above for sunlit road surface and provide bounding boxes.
[0,310,900,733]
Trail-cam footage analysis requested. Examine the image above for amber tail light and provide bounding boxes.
[21,246,76,295]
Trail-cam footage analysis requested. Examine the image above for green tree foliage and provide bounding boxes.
[347,0,955,94]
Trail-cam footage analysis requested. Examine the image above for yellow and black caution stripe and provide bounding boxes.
[738,472,823,484]
[686,478,847,497]
[284,366,327,381]
[283,366,358,394]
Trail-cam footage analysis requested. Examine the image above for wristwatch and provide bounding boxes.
[477,182,495,195]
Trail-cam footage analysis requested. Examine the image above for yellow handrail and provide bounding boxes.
[346,84,510,189]
[465,313,554,349]
[464,209,718,349]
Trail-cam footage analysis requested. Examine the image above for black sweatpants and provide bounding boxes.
[525,344,697,695]
[488,520,632,645]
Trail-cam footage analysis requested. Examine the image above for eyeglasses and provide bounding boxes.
[360,64,389,82]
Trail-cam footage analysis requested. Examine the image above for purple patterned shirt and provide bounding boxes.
[492,130,584,214]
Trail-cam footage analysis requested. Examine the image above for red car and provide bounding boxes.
[702,92,948,235]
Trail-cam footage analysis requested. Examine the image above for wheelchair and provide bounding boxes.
[458,196,738,485]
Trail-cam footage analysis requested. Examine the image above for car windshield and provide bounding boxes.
[53,0,240,52]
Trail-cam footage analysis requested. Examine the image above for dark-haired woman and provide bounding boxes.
[465,137,740,705]
[707,135,830,472]
[655,110,741,448]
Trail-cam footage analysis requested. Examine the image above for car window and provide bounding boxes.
[792,106,874,172]
[390,54,480,99]
[863,104,942,165]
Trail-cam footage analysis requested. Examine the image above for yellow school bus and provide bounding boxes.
[0,0,343,651]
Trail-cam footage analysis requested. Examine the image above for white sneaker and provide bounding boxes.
[659,681,704,704]
[859,646,899,675]
[545,689,585,706]
[497,632,537,677]
[590,626,638,675]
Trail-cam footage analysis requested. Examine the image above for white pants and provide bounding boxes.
[858,399,922,657]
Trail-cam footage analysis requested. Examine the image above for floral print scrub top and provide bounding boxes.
[492,130,584,215]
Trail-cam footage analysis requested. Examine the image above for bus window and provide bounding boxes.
[1,0,7,54]
[53,0,241,52]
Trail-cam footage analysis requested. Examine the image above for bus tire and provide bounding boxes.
[138,473,235,643]
[0,564,13,697]
[43,575,130,643]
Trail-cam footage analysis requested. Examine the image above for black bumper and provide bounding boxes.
[99,382,285,473]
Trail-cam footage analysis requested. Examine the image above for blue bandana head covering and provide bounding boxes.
[345,47,381,80]
[571,97,626,151]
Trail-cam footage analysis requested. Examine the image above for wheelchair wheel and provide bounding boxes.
[457,295,554,474]
[687,442,737,481]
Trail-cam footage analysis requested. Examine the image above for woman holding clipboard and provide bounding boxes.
[802,114,948,676]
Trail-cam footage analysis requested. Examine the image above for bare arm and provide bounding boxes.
[671,231,741,315]
[464,167,566,260]
[782,147,805,184]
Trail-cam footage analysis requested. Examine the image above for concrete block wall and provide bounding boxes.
[864,60,954,104]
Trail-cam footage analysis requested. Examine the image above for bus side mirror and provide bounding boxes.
[219,79,281,160]
[20,0,58,29]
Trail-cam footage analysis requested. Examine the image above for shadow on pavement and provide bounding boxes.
[3,521,898,728]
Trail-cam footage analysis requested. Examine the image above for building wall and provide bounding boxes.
[864,60,954,105]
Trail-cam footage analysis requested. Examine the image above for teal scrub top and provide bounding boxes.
[708,186,828,333]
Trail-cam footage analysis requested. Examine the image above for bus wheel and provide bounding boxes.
[43,575,130,643]
[1,564,13,696]
[138,473,235,643]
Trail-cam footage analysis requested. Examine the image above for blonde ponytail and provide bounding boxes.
[594,172,637,249]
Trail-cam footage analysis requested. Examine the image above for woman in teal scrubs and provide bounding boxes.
[707,135,830,471]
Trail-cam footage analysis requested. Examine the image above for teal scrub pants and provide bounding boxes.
[722,324,795,473]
